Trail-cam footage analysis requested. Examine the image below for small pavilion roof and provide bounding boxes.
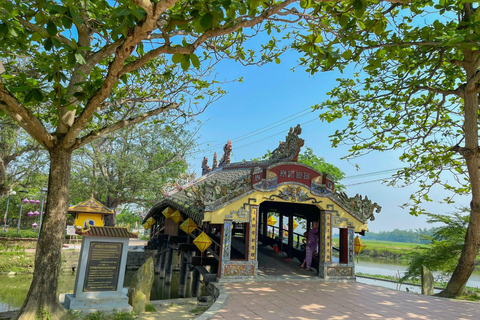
[75,226,138,238]
[68,195,114,215]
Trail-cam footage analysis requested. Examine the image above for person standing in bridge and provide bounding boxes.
[300,221,319,271]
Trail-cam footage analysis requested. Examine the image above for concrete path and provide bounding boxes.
[208,281,480,320]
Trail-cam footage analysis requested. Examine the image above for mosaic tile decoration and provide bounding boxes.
[223,263,255,277]
[327,266,353,277]
[326,213,331,262]
[249,206,258,261]
[222,220,232,262]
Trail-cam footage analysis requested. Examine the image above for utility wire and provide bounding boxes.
[188,107,314,157]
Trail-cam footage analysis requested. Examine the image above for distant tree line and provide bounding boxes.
[362,228,435,244]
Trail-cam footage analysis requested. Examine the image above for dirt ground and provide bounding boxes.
[138,301,209,320]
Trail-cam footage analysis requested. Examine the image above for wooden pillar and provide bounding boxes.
[288,212,294,257]
[165,245,174,284]
[192,267,201,297]
[159,242,167,278]
[178,252,188,298]
[339,228,348,264]
[278,212,283,245]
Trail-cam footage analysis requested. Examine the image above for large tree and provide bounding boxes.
[0,117,47,199]
[295,0,480,296]
[0,0,326,318]
[70,119,195,224]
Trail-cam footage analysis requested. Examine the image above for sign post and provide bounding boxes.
[64,226,138,313]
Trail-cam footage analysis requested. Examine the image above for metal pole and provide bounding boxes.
[17,201,24,234]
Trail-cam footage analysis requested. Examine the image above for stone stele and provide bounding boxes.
[421,265,434,295]
[127,256,155,313]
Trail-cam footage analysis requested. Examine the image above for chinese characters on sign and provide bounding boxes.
[83,242,123,292]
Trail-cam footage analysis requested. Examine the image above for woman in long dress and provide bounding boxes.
[301,222,319,271]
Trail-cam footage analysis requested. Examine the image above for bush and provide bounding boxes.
[0,229,39,238]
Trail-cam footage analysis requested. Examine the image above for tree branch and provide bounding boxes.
[73,102,179,149]
[0,84,54,149]
[119,0,297,76]
[61,0,179,149]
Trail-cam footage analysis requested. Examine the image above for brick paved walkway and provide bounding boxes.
[208,281,480,320]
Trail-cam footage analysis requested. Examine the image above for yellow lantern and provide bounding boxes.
[354,235,366,254]
[162,207,175,218]
[180,218,197,235]
[170,210,183,224]
[267,216,277,226]
[142,217,156,230]
[286,220,298,231]
[193,231,212,253]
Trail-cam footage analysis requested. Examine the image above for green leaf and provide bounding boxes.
[352,0,364,10]
[0,109,5,117]
[32,88,44,102]
[172,53,184,64]
[114,8,131,17]
[189,54,200,69]
[62,14,72,29]
[24,90,34,103]
[46,21,57,36]
[180,58,190,71]
[200,13,213,29]
[275,57,281,64]
[75,52,86,65]
[0,24,8,36]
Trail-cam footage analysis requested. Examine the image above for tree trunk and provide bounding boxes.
[14,148,72,320]
[104,194,118,226]
[440,57,480,297]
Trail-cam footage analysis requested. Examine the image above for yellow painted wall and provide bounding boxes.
[73,213,105,227]
[203,185,369,233]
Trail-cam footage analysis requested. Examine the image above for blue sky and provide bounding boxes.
[182,48,470,232]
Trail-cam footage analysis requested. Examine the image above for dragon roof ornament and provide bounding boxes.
[270,124,305,163]
[332,192,382,222]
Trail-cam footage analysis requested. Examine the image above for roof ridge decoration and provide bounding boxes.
[269,124,305,163]
[184,168,253,210]
[201,140,232,176]
[218,140,232,167]
[331,192,382,222]
[68,195,114,214]
[202,157,211,175]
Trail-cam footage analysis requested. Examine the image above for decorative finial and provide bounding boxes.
[270,124,305,163]
[201,157,211,175]
[219,140,232,167]
[212,152,218,170]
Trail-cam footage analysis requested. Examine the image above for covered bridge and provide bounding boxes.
[143,125,381,283]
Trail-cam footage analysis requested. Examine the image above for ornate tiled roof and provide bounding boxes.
[143,125,382,227]
[75,226,138,238]
[144,166,256,225]
[68,195,114,215]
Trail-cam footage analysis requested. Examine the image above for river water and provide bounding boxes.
[1,257,479,312]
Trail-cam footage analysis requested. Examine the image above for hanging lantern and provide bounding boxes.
[286,220,299,231]
[162,207,175,219]
[29,199,35,204]
[180,218,197,235]
[354,235,366,255]
[22,198,29,204]
[27,211,34,217]
[193,231,212,253]
[142,217,156,230]
[32,222,38,229]
[33,211,40,217]
[170,210,182,224]
[267,216,277,226]
[35,200,40,205]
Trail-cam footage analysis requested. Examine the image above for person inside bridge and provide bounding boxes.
[300,221,319,271]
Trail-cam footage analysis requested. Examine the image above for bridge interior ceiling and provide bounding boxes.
[259,201,321,221]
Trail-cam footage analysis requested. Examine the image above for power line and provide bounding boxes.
[343,168,404,180]
[189,107,315,157]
